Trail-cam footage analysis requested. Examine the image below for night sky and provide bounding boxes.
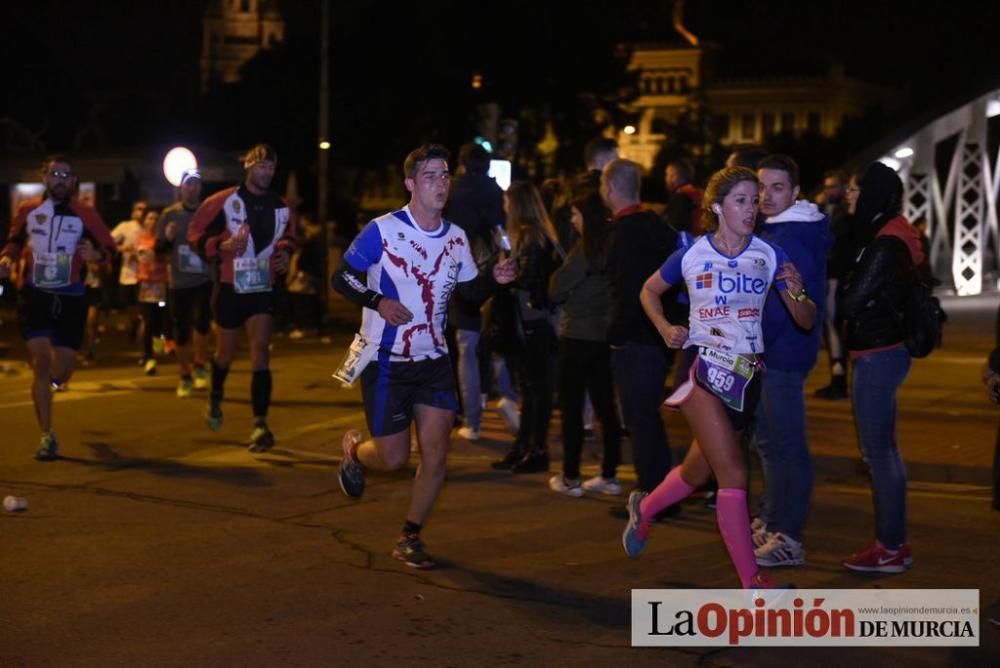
[4,0,997,171]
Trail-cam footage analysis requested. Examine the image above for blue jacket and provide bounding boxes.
[759,201,833,372]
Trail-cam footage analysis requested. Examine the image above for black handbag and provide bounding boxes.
[481,286,525,355]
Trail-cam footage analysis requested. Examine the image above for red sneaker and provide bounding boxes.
[842,541,907,574]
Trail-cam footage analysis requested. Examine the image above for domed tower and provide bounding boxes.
[201,0,286,92]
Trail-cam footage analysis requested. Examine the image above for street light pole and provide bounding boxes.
[318,0,330,311]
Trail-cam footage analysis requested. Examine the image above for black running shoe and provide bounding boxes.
[392,533,435,569]
[338,429,366,498]
[205,402,223,431]
[35,433,59,462]
[248,424,275,453]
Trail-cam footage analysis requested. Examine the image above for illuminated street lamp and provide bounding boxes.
[624,125,637,135]
[163,147,198,186]
[319,140,331,150]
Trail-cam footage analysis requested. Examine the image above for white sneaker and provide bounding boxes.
[581,476,622,496]
[143,359,157,376]
[755,532,805,567]
[548,474,584,498]
[496,397,520,434]
[456,426,480,441]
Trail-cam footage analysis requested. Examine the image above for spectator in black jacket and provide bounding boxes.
[601,158,680,514]
[815,169,856,401]
[443,143,506,441]
[839,162,925,574]
[491,181,561,473]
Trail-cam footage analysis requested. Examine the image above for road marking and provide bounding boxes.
[0,376,172,409]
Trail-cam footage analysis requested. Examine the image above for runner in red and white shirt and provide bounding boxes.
[0,155,115,461]
[188,144,296,453]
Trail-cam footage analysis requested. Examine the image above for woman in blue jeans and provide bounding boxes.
[838,162,925,573]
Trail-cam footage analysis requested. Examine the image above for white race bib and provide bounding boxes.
[332,333,378,387]
[177,244,206,274]
[233,256,271,294]
[32,251,72,289]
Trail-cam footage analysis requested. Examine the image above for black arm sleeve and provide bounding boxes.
[331,262,383,311]
[454,261,497,304]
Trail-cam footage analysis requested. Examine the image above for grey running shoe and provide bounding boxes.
[392,533,435,569]
[35,433,59,461]
[755,532,806,567]
[205,402,223,431]
[622,489,650,557]
[338,429,366,498]
[248,424,276,453]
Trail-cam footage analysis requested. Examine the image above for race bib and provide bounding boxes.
[177,244,206,274]
[695,347,756,413]
[33,251,72,289]
[332,333,378,387]
[233,257,271,294]
[138,281,166,303]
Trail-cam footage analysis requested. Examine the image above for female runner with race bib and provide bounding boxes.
[622,166,816,589]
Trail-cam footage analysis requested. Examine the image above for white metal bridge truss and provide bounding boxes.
[887,90,1000,295]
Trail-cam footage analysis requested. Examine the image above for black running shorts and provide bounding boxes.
[170,282,213,344]
[17,285,87,351]
[360,354,459,437]
[85,286,103,308]
[211,282,274,330]
[677,346,762,432]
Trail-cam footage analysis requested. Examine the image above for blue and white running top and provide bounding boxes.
[658,234,789,354]
[344,206,477,361]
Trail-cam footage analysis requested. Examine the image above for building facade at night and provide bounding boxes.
[201,0,285,92]
[618,42,897,171]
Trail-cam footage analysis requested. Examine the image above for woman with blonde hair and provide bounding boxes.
[491,180,562,473]
[624,166,815,589]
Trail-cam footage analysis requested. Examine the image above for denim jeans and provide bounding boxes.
[852,345,911,549]
[491,354,516,401]
[755,366,812,542]
[612,341,672,492]
[455,329,481,430]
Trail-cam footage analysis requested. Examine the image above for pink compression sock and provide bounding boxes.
[639,467,696,521]
[716,488,758,589]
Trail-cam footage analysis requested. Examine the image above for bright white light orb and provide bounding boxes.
[163,147,198,187]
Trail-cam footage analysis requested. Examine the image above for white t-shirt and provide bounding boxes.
[658,234,789,355]
[111,220,142,285]
[343,207,477,361]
